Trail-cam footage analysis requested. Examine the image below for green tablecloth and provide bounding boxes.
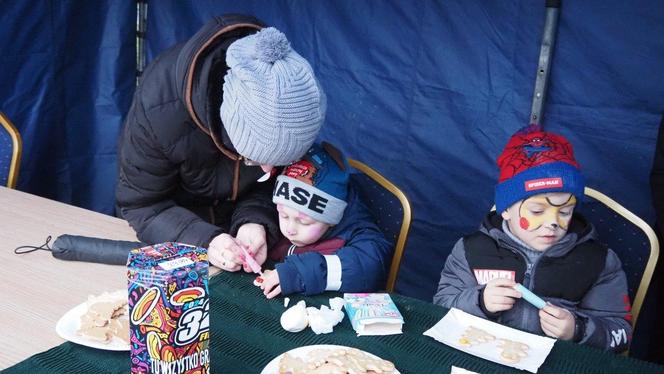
[4,271,664,374]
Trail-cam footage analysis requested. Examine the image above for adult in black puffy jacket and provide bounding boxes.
[116,15,326,272]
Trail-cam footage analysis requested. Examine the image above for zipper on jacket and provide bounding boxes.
[521,259,542,331]
[497,243,539,331]
[287,244,296,256]
[523,263,534,285]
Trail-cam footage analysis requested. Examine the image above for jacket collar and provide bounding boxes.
[480,210,596,257]
[176,15,263,160]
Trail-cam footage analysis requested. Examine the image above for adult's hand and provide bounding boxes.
[208,233,243,272]
[236,223,268,272]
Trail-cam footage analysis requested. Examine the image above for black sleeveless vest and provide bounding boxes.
[463,224,608,302]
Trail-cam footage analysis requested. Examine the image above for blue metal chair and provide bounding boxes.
[348,158,412,292]
[576,187,659,334]
[0,111,22,188]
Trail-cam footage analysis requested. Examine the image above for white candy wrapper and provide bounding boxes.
[279,299,345,335]
[306,305,345,334]
[424,308,555,373]
[329,297,345,311]
[280,301,308,332]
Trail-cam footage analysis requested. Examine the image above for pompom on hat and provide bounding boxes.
[220,27,326,166]
[273,143,349,225]
[494,125,585,213]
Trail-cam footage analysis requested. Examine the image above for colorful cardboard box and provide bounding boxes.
[127,242,209,374]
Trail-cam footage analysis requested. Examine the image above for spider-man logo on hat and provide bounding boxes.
[494,125,585,213]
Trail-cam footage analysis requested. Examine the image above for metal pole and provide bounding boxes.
[136,0,148,85]
[529,0,560,127]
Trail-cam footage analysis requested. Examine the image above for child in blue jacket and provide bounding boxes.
[434,125,632,352]
[259,143,392,298]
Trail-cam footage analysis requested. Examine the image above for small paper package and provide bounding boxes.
[344,293,404,336]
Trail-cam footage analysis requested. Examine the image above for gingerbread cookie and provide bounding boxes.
[458,326,496,346]
[278,353,315,374]
[77,290,129,344]
[497,339,530,363]
[327,353,395,373]
[278,347,396,373]
[108,317,130,344]
[346,348,395,373]
[309,363,347,374]
[308,348,346,367]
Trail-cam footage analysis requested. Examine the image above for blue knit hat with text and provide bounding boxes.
[273,143,349,225]
[495,125,585,213]
[220,27,326,166]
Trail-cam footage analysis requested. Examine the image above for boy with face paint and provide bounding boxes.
[434,125,632,353]
[258,143,392,298]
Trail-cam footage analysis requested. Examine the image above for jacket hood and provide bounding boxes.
[318,187,375,241]
[176,15,264,159]
[479,210,597,258]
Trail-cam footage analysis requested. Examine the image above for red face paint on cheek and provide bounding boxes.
[520,217,530,230]
[310,226,324,236]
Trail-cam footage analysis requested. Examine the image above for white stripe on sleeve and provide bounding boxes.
[324,255,342,291]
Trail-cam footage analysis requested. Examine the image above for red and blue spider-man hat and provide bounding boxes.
[495,125,585,213]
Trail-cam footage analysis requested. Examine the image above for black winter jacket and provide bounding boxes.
[116,15,280,247]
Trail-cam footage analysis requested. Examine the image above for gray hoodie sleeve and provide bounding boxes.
[433,238,487,318]
[574,248,632,352]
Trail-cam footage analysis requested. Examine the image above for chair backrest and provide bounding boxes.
[0,111,22,188]
[576,187,659,331]
[347,158,412,292]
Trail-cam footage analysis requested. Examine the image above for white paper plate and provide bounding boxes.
[55,300,130,351]
[261,344,400,374]
[423,308,555,373]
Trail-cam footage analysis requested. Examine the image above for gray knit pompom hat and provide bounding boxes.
[220,27,326,166]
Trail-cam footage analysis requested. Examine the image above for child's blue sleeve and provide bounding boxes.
[276,253,322,295]
[329,225,392,292]
[276,224,392,295]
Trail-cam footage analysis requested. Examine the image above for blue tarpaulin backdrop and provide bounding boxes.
[1,0,663,356]
[0,0,135,212]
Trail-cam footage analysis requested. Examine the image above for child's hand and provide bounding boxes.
[260,269,282,299]
[236,223,268,269]
[208,233,243,272]
[483,278,521,313]
[539,303,575,340]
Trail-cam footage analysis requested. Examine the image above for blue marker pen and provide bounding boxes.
[514,283,546,309]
